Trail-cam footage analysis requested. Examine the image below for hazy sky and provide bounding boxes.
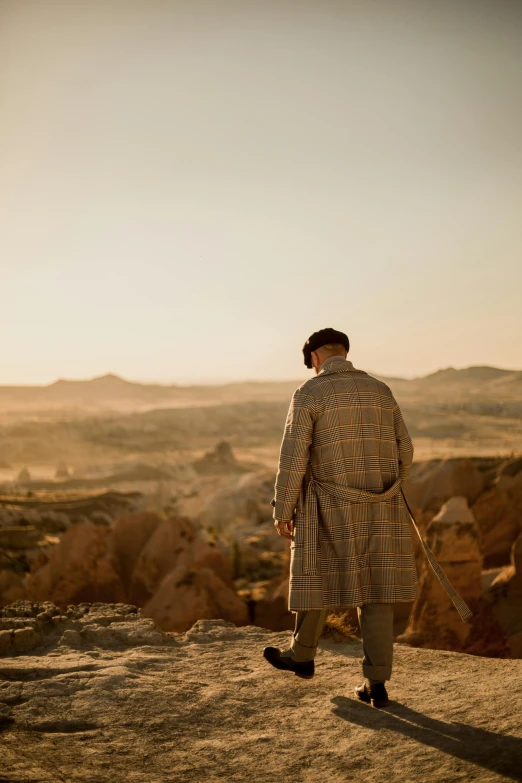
[1,0,521,385]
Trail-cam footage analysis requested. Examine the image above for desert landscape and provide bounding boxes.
[3,0,522,778]
[1,364,521,661]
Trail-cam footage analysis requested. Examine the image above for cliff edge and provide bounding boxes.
[0,601,521,783]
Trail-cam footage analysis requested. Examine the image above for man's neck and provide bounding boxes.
[319,354,347,369]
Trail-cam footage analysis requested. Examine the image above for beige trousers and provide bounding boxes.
[282,603,395,682]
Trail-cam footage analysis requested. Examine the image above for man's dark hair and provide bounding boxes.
[302,328,350,369]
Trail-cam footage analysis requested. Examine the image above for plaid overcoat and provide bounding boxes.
[272,356,419,612]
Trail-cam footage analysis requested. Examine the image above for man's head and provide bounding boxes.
[302,328,350,374]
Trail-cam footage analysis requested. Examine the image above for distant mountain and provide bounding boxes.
[400,365,522,400]
[50,373,135,388]
[0,364,520,413]
[46,373,181,401]
[0,372,300,412]
[415,366,517,384]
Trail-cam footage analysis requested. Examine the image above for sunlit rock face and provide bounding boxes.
[404,459,486,514]
[0,570,26,605]
[26,524,126,607]
[20,514,237,634]
[143,566,249,632]
[193,441,246,475]
[198,471,276,532]
[108,512,163,596]
[128,515,234,605]
[0,600,165,657]
[1,603,520,783]
[472,480,522,568]
[485,533,522,658]
[397,497,508,654]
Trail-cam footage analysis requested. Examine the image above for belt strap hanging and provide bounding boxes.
[302,478,473,623]
[401,488,473,623]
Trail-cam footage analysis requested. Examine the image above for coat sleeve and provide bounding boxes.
[271,387,315,521]
[392,396,414,481]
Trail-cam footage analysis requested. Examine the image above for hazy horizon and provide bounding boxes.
[1,360,521,389]
[2,0,522,385]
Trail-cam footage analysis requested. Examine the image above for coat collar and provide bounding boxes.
[317,356,363,376]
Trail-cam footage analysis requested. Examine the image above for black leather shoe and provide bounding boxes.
[354,682,390,708]
[263,647,314,679]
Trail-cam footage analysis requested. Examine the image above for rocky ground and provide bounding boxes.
[0,602,521,783]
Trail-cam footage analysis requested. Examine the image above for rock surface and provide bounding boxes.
[198,470,276,531]
[0,602,521,783]
[485,533,522,658]
[2,456,522,656]
[404,458,486,513]
[144,565,249,631]
[26,524,127,607]
[108,511,163,595]
[14,514,238,634]
[128,514,234,604]
[398,497,510,656]
[472,486,522,567]
[193,440,246,475]
[0,570,26,605]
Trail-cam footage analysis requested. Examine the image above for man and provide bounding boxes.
[263,327,419,709]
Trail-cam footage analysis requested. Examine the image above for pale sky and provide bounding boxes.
[1,0,521,385]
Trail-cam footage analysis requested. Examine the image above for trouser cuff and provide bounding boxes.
[362,664,392,681]
[290,634,317,662]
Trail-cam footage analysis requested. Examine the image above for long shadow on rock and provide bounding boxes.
[331,696,522,781]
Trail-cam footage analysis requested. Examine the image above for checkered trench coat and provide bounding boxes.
[272,356,419,612]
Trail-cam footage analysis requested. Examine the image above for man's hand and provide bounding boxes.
[274,518,294,540]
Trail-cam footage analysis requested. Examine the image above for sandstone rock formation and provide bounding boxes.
[128,514,233,604]
[193,440,245,475]
[237,536,293,631]
[55,463,70,479]
[143,566,249,631]
[232,532,287,584]
[3,455,521,653]
[472,485,522,567]
[404,458,486,513]
[0,603,521,783]
[109,511,163,595]
[397,497,509,656]
[0,489,139,531]
[485,533,522,658]
[0,524,45,550]
[498,455,522,478]
[0,600,165,657]
[198,470,276,531]
[0,491,142,602]
[0,570,26,605]
[15,513,241,634]
[26,524,126,607]
[481,566,504,593]
[252,576,295,631]
[189,536,235,587]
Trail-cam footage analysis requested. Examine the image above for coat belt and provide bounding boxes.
[301,477,473,623]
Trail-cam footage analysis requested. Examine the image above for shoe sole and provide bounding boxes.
[263,650,314,679]
[354,687,390,708]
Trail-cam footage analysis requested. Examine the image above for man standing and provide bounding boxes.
[263,327,419,708]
